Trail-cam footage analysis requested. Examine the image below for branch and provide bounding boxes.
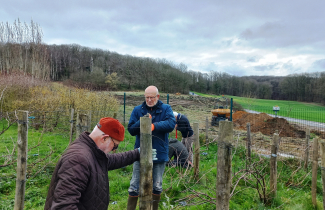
[0,119,17,136]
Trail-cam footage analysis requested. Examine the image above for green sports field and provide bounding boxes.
[192,91,325,123]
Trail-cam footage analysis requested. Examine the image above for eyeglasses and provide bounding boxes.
[102,134,119,150]
[111,138,119,150]
[145,95,157,100]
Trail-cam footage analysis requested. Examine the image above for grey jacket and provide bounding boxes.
[168,138,189,167]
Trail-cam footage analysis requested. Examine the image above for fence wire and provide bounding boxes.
[1,94,325,209]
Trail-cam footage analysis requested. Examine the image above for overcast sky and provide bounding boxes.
[2,0,325,76]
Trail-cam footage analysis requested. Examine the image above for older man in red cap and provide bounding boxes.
[45,117,140,210]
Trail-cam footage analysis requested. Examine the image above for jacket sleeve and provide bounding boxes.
[128,107,141,136]
[153,105,176,133]
[51,154,90,209]
[107,149,140,170]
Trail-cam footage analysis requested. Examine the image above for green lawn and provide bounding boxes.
[191,91,325,123]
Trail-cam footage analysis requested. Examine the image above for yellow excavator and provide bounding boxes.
[211,96,231,126]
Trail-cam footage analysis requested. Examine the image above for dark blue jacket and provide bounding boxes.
[128,100,176,163]
[176,113,194,138]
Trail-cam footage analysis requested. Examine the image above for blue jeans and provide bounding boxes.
[128,161,166,196]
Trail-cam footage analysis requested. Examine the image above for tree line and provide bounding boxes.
[1,19,325,105]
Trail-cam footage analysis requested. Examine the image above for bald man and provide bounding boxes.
[127,86,176,210]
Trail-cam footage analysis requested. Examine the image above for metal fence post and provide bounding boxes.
[124,92,126,125]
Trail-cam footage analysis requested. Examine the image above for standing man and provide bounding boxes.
[45,117,140,210]
[173,111,194,163]
[127,86,176,210]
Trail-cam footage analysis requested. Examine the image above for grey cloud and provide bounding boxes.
[310,59,325,71]
[246,56,260,62]
[254,63,279,72]
[2,0,325,76]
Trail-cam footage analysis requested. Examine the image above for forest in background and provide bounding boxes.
[1,19,325,105]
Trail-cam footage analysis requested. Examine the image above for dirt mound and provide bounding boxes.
[233,111,305,138]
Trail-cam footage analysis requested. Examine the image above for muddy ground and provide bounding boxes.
[115,93,325,159]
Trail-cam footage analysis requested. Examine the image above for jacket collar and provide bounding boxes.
[169,138,178,143]
[78,132,108,160]
[141,100,162,110]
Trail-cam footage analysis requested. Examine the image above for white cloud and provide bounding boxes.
[2,0,325,76]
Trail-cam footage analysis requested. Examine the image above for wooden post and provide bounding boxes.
[270,133,279,199]
[69,108,74,144]
[320,141,325,210]
[14,111,28,210]
[312,137,319,207]
[88,110,92,130]
[75,111,89,139]
[205,117,209,148]
[193,122,200,180]
[246,123,251,169]
[139,115,153,210]
[216,121,233,210]
[304,128,310,169]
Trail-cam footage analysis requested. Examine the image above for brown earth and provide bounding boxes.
[115,94,323,138]
[233,111,306,138]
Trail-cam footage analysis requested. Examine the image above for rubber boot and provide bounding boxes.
[127,195,138,210]
[152,194,161,210]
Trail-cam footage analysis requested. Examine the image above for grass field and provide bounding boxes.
[1,105,324,209]
[191,91,325,123]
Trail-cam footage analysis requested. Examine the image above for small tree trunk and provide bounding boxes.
[139,115,153,210]
[206,117,209,149]
[69,108,74,144]
[270,133,279,199]
[75,111,89,139]
[319,141,325,210]
[14,111,28,210]
[193,122,200,180]
[216,121,233,210]
[304,128,310,169]
[246,123,251,169]
[312,137,319,207]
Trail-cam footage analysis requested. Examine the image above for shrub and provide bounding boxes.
[1,73,119,115]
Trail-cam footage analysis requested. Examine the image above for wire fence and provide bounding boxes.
[1,94,325,208]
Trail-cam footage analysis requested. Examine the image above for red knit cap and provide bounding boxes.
[97,117,125,141]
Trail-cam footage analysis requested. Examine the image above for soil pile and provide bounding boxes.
[233,111,305,138]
